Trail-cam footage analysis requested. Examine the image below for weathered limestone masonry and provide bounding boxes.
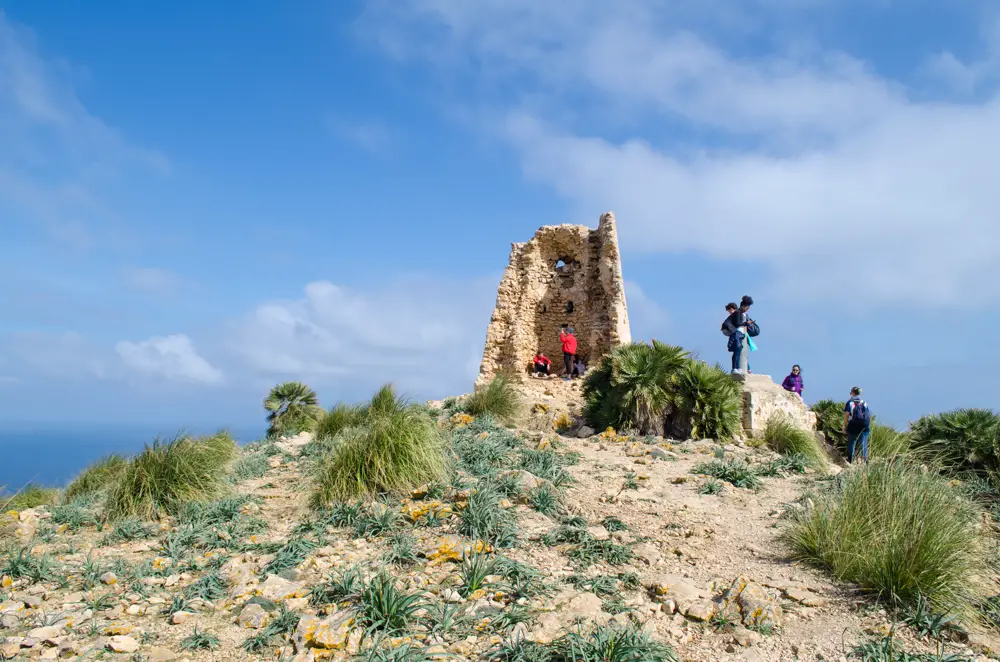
[733,373,818,434]
[477,212,631,385]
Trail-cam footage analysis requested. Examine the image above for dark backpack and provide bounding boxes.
[721,319,733,337]
[747,320,760,337]
[848,399,871,430]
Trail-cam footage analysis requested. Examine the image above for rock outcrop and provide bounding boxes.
[477,212,631,385]
[732,373,817,433]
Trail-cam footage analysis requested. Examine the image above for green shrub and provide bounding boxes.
[463,374,522,424]
[762,416,827,470]
[668,361,742,440]
[811,399,846,450]
[263,381,323,438]
[583,342,689,434]
[909,408,1000,476]
[489,623,679,661]
[784,459,990,619]
[103,433,237,521]
[314,402,365,440]
[693,459,761,490]
[1,484,60,512]
[65,455,128,502]
[311,385,448,505]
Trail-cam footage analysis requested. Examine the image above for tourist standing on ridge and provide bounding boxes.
[532,352,552,378]
[725,296,755,374]
[559,324,578,380]
[782,365,804,396]
[842,386,871,463]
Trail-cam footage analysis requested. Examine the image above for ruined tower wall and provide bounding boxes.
[477,212,632,384]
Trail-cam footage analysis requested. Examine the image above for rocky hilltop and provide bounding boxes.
[2,377,996,661]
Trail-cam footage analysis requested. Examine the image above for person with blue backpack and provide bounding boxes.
[842,386,871,463]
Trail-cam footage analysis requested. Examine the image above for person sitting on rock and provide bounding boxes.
[559,324,578,380]
[573,356,586,377]
[532,352,552,378]
[782,365,803,396]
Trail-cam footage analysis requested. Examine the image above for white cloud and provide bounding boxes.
[116,334,224,385]
[232,277,498,397]
[0,12,168,247]
[359,1,1000,308]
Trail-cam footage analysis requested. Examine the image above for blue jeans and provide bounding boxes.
[729,332,747,372]
[847,428,870,462]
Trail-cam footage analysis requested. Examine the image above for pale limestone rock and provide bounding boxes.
[237,603,269,629]
[477,212,631,385]
[734,374,817,434]
[294,612,354,650]
[258,574,307,602]
[720,575,783,630]
[107,635,139,653]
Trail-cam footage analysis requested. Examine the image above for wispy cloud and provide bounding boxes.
[0,12,169,248]
[116,334,224,385]
[323,114,396,156]
[120,266,188,298]
[357,0,1000,309]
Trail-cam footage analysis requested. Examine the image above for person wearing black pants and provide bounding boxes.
[559,324,578,380]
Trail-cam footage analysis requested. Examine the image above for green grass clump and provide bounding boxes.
[311,385,449,506]
[458,481,518,548]
[64,454,128,502]
[0,484,60,512]
[463,374,522,424]
[693,459,762,490]
[762,416,828,471]
[103,433,237,521]
[314,402,366,440]
[231,454,269,482]
[868,423,911,459]
[489,623,679,661]
[784,459,990,620]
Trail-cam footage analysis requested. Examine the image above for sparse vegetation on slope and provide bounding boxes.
[784,459,990,619]
[311,385,448,505]
[0,484,60,512]
[264,380,324,438]
[104,432,237,521]
[463,373,523,424]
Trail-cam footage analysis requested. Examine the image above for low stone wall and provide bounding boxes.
[732,373,817,433]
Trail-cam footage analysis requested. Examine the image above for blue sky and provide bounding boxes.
[1,0,998,431]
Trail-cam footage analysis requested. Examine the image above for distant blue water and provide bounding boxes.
[0,425,265,490]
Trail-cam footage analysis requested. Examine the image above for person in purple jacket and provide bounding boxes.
[782,365,803,396]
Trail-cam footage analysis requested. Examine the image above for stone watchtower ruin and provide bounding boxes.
[477,212,631,384]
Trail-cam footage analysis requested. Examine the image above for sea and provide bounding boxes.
[0,425,265,490]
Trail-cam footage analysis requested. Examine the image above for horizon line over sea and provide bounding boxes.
[0,424,265,490]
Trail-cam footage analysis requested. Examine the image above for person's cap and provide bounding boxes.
[740,295,754,306]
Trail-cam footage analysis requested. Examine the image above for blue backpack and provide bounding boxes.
[848,399,871,429]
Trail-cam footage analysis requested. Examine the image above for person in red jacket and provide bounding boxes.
[532,352,552,378]
[559,324,578,380]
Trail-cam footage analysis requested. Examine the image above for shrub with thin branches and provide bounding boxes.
[463,374,523,424]
[311,385,448,505]
[103,433,237,521]
[784,459,990,620]
[868,423,910,459]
